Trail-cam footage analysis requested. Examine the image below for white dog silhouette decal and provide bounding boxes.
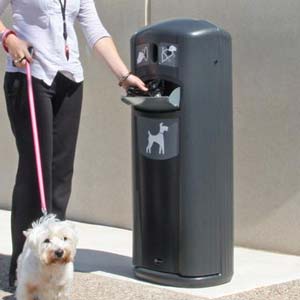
[146,123,169,155]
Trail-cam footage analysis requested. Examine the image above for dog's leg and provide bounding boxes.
[16,282,37,300]
[146,131,154,154]
[57,283,72,300]
[157,136,164,155]
[161,138,165,155]
[146,140,153,154]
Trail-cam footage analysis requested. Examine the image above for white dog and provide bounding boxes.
[16,214,78,300]
[146,122,169,155]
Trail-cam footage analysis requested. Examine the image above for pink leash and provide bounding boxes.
[25,60,48,216]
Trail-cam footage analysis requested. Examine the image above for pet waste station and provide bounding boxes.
[121,19,233,287]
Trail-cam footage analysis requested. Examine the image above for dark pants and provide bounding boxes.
[4,72,83,277]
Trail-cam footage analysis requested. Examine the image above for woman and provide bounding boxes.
[0,0,147,287]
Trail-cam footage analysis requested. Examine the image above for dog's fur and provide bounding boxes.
[16,214,78,300]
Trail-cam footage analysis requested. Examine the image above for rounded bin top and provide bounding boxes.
[133,19,228,39]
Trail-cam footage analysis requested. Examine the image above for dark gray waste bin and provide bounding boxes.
[121,19,233,288]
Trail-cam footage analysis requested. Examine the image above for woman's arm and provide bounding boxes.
[77,0,147,91]
[93,37,147,91]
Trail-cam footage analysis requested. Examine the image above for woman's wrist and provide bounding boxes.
[2,29,16,53]
[118,71,132,87]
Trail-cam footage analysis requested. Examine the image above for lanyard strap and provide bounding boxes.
[58,0,69,60]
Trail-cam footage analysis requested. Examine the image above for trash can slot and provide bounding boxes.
[122,79,181,112]
[121,96,179,112]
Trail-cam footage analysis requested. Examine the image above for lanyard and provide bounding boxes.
[58,0,69,60]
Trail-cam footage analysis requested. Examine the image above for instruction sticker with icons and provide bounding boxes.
[136,44,150,66]
[159,43,178,67]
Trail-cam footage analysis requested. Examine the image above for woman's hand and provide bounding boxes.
[121,74,148,92]
[5,34,33,68]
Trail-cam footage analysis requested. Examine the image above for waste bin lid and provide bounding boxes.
[121,96,179,112]
[134,19,221,39]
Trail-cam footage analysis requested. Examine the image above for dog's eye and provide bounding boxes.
[44,238,50,243]
[63,237,68,241]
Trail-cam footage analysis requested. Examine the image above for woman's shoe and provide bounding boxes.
[9,260,17,288]
[9,271,16,287]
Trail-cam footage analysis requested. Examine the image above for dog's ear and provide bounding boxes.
[23,229,32,237]
[60,220,75,230]
[62,221,79,245]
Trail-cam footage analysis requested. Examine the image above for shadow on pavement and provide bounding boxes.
[1,249,134,299]
[75,248,135,279]
[2,295,14,300]
[0,254,15,300]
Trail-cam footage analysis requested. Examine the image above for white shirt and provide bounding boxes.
[0,0,110,85]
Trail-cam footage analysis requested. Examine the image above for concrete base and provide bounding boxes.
[134,267,233,288]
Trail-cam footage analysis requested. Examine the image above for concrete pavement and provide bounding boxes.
[1,209,300,300]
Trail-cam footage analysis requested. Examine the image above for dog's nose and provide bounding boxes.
[55,249,64,258]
